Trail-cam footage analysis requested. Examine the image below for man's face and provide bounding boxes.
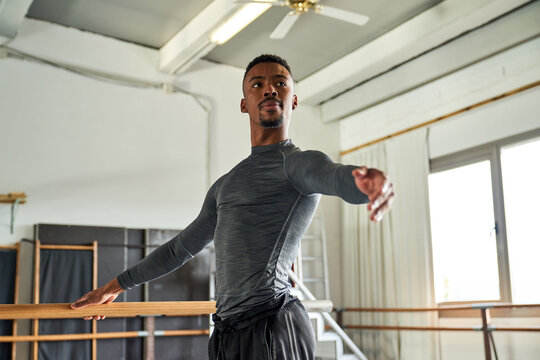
[241,62,297,129]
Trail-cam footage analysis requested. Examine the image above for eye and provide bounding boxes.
[277,81,287,87]
[252,82,262,88]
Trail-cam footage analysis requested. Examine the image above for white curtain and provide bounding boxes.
[341,128,439,360]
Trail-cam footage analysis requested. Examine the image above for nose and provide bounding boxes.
[263,85,277,97]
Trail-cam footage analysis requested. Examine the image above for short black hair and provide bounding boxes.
[243,54,293,82]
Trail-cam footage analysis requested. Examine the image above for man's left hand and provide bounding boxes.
[352,167,395,222]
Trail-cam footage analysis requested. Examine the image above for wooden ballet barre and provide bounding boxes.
[342,325,479,332]
[0,329,210,343]
[336,303,540,312]
[0,301,217,320]
[340,325,540,332]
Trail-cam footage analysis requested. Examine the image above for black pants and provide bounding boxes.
[209,295,315,360]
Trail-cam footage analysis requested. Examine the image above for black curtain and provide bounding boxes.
[0,250,17,359]
[38,249,92,360]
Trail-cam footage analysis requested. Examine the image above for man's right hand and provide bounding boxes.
[71,278,124,320]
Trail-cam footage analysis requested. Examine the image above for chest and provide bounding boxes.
[216,156,297,208]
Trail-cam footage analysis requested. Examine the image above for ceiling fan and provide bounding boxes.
[238,0,369,39]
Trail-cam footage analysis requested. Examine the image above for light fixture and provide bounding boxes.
[211,3,272,45]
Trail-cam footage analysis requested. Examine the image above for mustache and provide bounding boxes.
[258,97,282,109]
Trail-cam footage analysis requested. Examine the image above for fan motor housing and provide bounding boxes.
[288,0,319,13]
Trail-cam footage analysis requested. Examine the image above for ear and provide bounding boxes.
[292,95,298,110]
[240,98,248,113]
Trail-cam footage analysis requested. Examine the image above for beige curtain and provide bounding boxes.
[341,128,439,360]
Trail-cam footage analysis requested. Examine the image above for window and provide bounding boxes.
[428,131,540,304]
[501,139,540,304]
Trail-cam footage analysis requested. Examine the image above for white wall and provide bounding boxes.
[338,29,540,360]
[1,44,207,246]
[0,19,214,244]
[174,60,251,182]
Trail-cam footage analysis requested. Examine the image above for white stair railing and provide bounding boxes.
[289,269,368,360]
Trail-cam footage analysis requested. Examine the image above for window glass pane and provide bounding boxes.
[429,161,500,303]
[501,137,540,304]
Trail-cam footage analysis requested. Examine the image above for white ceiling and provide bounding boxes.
[25,0,442,80]
[2,0,533,108]
[26,0,215,48]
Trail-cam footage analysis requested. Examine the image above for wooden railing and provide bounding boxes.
[0,301,215,347]
[0,301,217,320]
[333,303,540,360]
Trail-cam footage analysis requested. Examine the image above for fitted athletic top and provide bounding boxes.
[117,139,368,319]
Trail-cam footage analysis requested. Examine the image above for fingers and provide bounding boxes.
[71,296,88,310]
[368,179,392,211]
[368,175,394,222]
[382,177,391,194]
[73,294,107,320]
[370,192,395,222]
[75,295,107,320]
[72,288,115,309]
[352,166,395,222]
[71,283,121,320]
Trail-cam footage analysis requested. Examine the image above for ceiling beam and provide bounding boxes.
[321,0,540,123]
[296,0,532,106]
[159,0,259,74]
[0,0,34,39]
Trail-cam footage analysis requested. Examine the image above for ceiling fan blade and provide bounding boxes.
[270,11,300,39]
[318,5,369,26]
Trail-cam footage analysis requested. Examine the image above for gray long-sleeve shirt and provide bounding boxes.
[117,139,368,319]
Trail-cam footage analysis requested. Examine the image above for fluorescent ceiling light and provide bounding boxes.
[211,3,271,45]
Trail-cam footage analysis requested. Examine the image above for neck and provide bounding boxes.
[250,128,288,147]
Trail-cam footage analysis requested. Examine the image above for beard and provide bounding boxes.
[260,114,284,128]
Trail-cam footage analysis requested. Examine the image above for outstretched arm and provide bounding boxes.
[285,150,394,222]
[71,176,223,316]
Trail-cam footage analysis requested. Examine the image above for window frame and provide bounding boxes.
[429,128,540,312]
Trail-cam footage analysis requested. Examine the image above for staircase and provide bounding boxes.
[292,207,365,360]
[309,311,359,360]
[290,273,367,360]
[296,209,330,300]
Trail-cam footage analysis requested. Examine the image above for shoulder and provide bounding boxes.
[283,148,335,183]
[209,172,229,194]
[284,148,333,167]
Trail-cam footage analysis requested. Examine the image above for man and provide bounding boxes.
[72,54,394,359]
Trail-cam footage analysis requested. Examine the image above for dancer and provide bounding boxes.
[72,54,394,359]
